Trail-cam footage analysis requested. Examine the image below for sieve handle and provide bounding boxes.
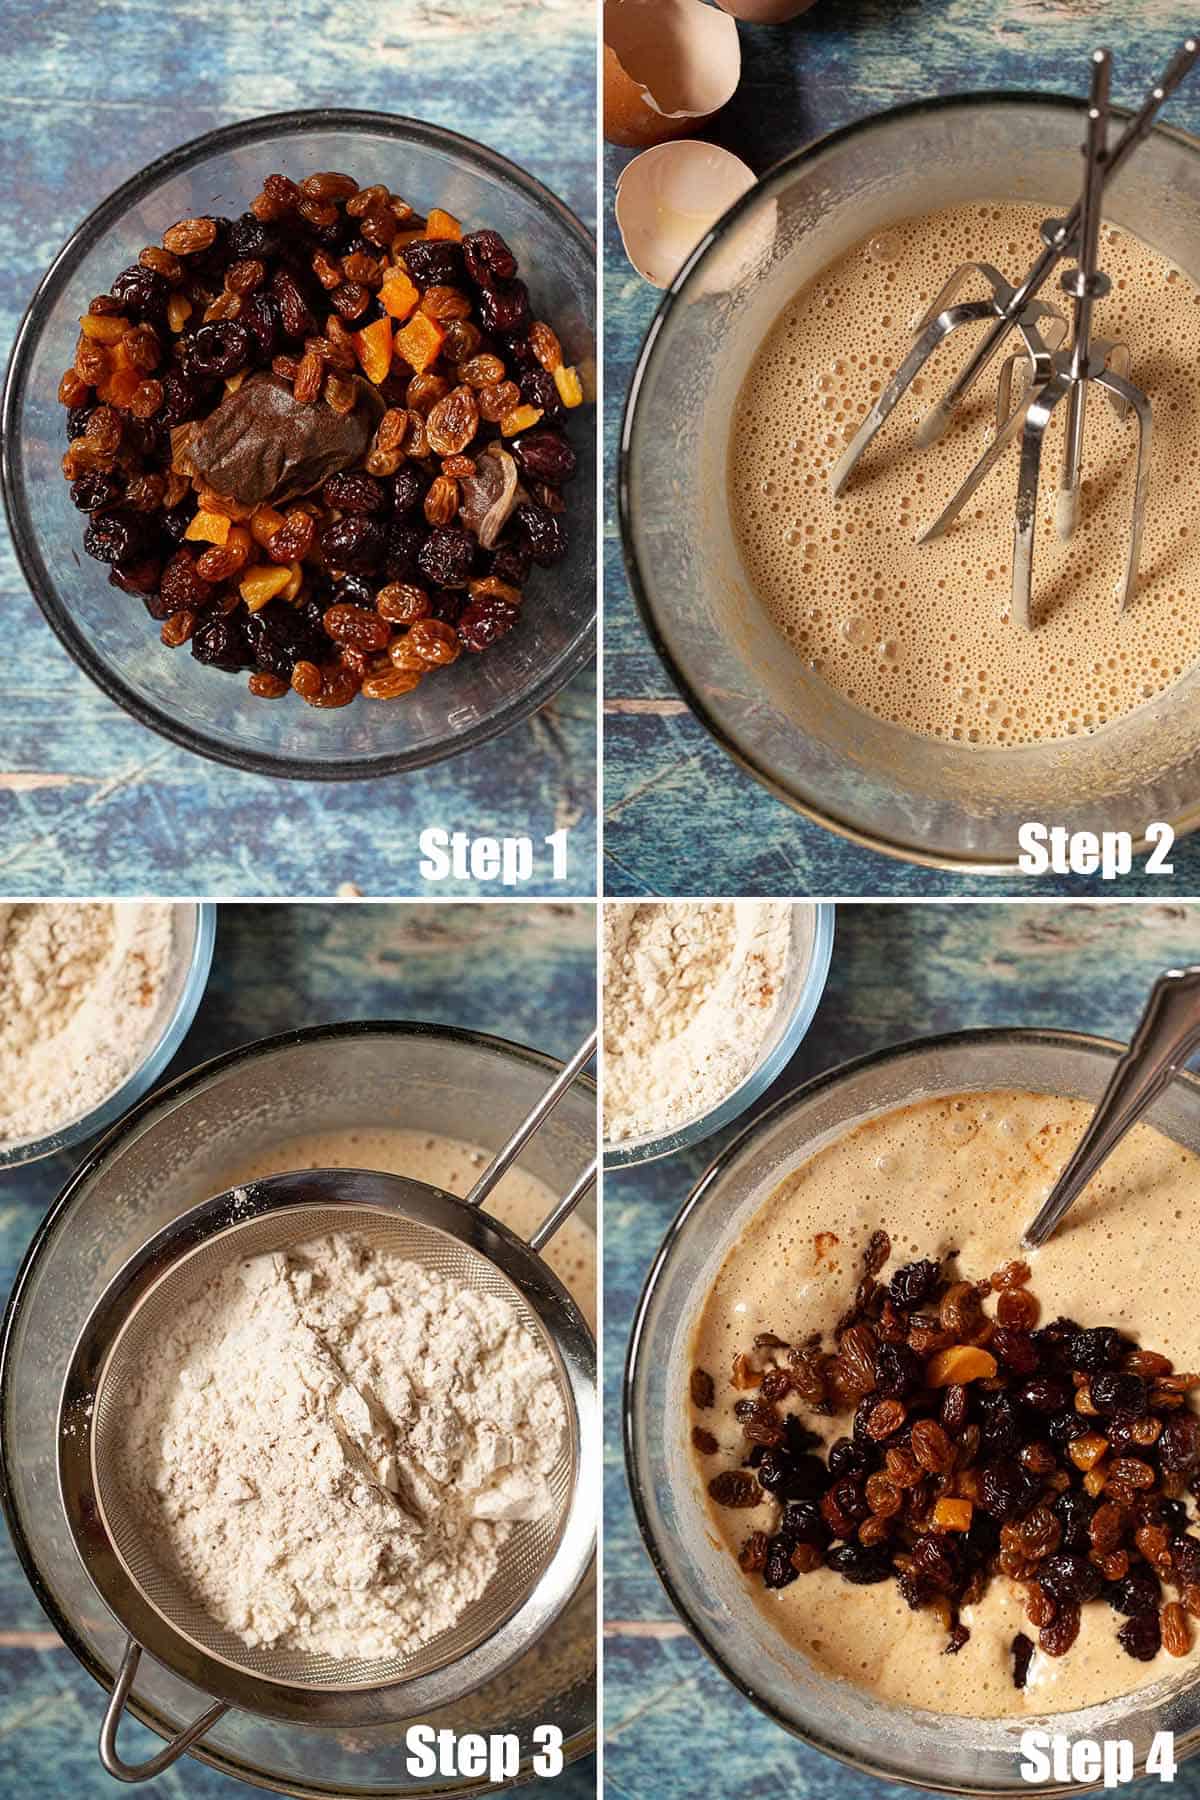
[99,1638,229,1784]
[529,1157,597,1252]
[464,1029,598,1221]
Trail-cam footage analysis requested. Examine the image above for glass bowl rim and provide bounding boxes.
[3,107,597,784]
[622,1023,1200,1796]
[616,92,1200,873]
[0,900,216,1168]
[602,899,835,1168]
[0,1018,597,1794]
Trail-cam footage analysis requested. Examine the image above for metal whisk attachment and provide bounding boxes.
[828,39,1200,628]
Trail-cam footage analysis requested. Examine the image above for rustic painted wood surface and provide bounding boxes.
[604,898,1200,1798]
[603,0,1200,897]
[0,0,595,898]
[0,900,597,1798]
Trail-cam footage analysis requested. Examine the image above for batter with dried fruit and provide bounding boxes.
[689,1091,1200,1715]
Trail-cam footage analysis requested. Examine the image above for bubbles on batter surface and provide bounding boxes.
[728,199,1200,748]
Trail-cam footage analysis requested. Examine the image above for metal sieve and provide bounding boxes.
[58,1033,597,1783]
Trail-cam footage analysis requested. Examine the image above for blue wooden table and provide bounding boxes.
[0,0,595,898]
[602,0,1200,897]
[604,897,1200,1798]
[0,899,597,1798]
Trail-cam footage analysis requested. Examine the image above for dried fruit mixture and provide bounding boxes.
[57,172,586,708]
[696,1232,1200,1680]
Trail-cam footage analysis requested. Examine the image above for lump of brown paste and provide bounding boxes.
[188,372,385,508]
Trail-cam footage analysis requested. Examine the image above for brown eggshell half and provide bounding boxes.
[604,0,742,149]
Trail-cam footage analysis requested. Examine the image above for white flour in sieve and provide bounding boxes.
[115,1232,566,1661]
[603,900,793,1144]
[0,902,173,1144]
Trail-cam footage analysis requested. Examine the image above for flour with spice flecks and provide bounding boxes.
[0,902,173,1144]
[115,1232,566,1660]
[603,901,792,1144]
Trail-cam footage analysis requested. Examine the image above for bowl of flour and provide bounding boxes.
[603,901,834,1168]
[0,901,216,1166]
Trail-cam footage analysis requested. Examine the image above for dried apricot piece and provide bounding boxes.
[394,312,446,374]
[352,317,393,385]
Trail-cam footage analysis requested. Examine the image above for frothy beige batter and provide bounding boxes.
[730,202,1200,746]
[690,1091,1200,1716]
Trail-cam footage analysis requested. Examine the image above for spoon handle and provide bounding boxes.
[1023,967,1200,1248]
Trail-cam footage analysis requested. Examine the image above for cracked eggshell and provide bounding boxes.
[604,0,742,149]
[716,0,818,19]
[615,140,758,289]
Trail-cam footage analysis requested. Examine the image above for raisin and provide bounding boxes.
[474,275,528,335]
[323,472,386,515]
[83,509,148,565]
[402,238,466,289]
[457,597,518,652]
[992,1327,1039,1375]
[462,229,518,285]
[323,604,389,651]
[183,320,247,380]
[825,1543,893,1584]
[889,1260,940,1308]
[997,1288,1039,1329]
[391,466,429,517]
[1109,1569,1162,1616]
[1161,1414,1200,1472]
[163,217,218,256]
[418,526,476,588]
[113,561,164,599]
[865,1474,902,1517]
[267,510,317,564]
[191,613,253,671]
[866,1398,907,1440]
[321,516,386,575]
[1011,1632,1035,1688]
[426,386,479,457]
[1162,1601,1191,1656]
[1117,1612,1162,1661]
[738,1530,769,1573]
[690,1368,715,1409]
[111,264,170,322]
[708,1470,760,1509]
[516,500,567,566]
[511,427,577,485]
[272,267,316,339]
[383,523,424,584]
[905,1419,950,1474]
[978,1462,1037,1522]
[1039,1552,1103,1605]
[871,1342,922,1402]
[242,291,279,362]
[517,366,564,419]
[1068,1328,1130,1373]
[70,471,123,512]
[1090,1372,1148,1415]
[1023,1377,1073,1414]
[1039,1603,1081,1658]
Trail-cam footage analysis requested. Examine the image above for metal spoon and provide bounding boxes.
[1023,967,1200,1248]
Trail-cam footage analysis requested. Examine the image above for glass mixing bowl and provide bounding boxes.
[603,900,834,1168]
[0,1023,596,1797]
[620,97,1200,871]
[0,901,215,1169]
[625,1028,1200,1794]
[3,111,595,781]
